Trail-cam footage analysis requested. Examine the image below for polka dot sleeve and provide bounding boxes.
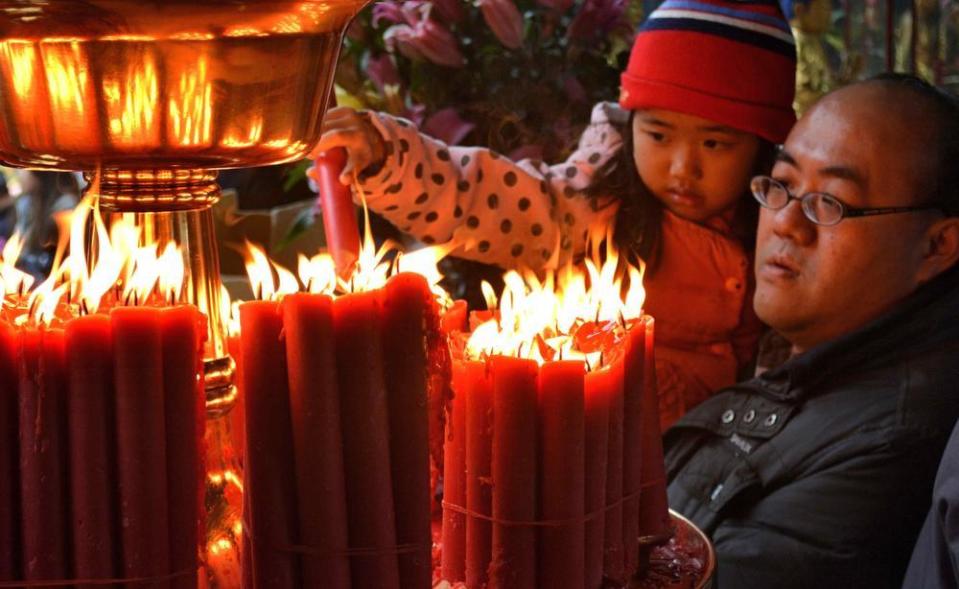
[353,102,629,270]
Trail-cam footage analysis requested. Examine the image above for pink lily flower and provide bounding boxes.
[432,0,466,23]
[535,0,573,13]
[383,2,466,67]
[422,107,476,145]
[568,0,630,41]
[364,53,402,93]
[477,0,524,50]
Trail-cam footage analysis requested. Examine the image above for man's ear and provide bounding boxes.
[917,216,959,284]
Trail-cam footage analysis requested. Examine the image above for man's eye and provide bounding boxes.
[645,131,665,142]
[772,178,794,191]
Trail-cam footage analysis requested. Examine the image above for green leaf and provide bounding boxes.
[283,160,311,193]
[276,207,318,252]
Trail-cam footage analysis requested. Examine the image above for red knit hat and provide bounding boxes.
[620,0,797,143]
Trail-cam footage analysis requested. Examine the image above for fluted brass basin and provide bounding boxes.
[0,0,366,209]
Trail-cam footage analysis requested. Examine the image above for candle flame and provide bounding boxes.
[465,227,645,369]
[241,200,454,305]
[0,181,188,325]
[0,232,35,307]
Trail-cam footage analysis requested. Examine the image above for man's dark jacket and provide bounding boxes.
[902,419,959,588]
[664,265,959,588]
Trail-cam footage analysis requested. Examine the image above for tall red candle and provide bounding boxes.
[584,363,616,589]
[112,307,171,585]
[637,319,671,548]
[332,291,401,589]
[603,362,626,585]
[602,360,626,585]
[160,306,205,589]
[315,147,361,274]
[538,360,586,589]
[381,273,434,589]
[622,322,646,577]
[240,300,299,588]
[0,321,19,581]
[228,334,246,470]
[488,356,538,589]
[65,314,119,587]
[465,360,493,588]
[440,299,468,334]
[441,361,468,583]
[18,326,69,583]
[282,293,351,589]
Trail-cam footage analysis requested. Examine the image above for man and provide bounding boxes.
[664,74,959,588]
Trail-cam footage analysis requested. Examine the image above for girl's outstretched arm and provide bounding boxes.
[312,103,628,270]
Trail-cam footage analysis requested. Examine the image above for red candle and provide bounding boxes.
[228,334,246,469]
[622,321,646,577]
[65,314,119,586]
[160,306,206,589]
[637,319,671,548]
[381,273,434,589]
[112,307,171,584]
[602,361,626,585]
[538,360,586,589]
[488,356,538,589]
[240,300,299,588]
[0,321,19,581]
[441,361,468,583]
[18,326,69,582]
[465,360,493,588]
[281,293,351,588]
[332,291,401,589]
[314,147,360,274]
[584,363,616,589]
[440,299,468,334]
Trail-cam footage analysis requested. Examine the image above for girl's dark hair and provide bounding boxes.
[585,112,776,272]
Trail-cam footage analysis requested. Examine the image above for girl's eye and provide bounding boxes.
[703,139,731,150]
[645,131,665,142]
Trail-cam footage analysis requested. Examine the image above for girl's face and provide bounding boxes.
[632,109,761,224]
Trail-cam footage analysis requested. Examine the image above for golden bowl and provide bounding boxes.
[0,1,367,208]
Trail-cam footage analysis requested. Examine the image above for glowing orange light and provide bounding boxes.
[466,229,645,369]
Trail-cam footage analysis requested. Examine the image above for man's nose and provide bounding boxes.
[669,143,702,181]
[769,197,816,245]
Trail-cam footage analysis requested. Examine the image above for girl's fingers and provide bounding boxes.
[314,109,385,183]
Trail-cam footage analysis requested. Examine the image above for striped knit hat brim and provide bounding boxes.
[620,0,797,143]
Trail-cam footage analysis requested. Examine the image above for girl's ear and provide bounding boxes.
[917,216,959,284]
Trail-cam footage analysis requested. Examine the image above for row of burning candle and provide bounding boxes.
[440,315,671,589]
[0,194,664,587]
[238,272,444,589]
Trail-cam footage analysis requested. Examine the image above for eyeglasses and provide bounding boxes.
[750,175,944,226]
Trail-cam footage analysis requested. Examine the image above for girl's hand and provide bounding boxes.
[312,107,387,185]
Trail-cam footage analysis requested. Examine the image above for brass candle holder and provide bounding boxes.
[0,1,368,584]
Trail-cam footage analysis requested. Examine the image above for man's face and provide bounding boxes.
[753,84,940,352]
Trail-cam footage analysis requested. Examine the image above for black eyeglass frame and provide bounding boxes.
[750,175,945,226]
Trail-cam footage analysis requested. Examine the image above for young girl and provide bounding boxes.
[312,0,797,427]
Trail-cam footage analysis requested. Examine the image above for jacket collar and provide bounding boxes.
[755,264,959,402]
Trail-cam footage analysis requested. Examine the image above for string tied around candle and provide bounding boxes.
[242,519,432,559]
[440,477,666,529]
[0,568,196,587]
